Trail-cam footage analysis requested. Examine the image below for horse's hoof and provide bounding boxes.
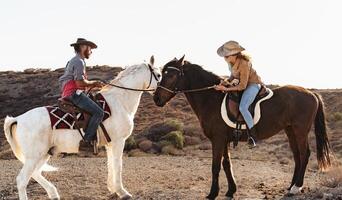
[206,194,218,200]
[120,194,132,200]
[288,185,303,195]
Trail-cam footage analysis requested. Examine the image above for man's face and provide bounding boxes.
[80,45,92,59]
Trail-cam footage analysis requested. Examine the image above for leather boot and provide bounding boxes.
[247,126,257,148]
[79,139,94,152]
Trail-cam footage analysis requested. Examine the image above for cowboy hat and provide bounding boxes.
[70,38,97,49]
[217,40,245,57]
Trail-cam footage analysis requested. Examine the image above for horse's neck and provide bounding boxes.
[183,67,223,121]
[101,77,144,115]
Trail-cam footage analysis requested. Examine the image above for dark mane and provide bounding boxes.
[182,61,221,87]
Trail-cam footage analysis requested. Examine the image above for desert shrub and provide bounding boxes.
[164,119,184,131]
[161,130,184,149]
[124,135,137,151]
[140,118,184,142]
[330,112,342,122]
[321,166,342,188]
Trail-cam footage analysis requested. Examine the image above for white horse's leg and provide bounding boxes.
[17,159,39,200]
[32,157,59,200]
[111,139,131,199]
[106,144,115,193]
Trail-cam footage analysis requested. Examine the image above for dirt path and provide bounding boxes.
[0,154,329,200]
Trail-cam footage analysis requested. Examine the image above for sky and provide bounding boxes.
[0,0,341,89]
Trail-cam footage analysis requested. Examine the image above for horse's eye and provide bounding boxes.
[157,74,161,78]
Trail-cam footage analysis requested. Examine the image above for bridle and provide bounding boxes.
[100,63,159,92]
[157,66,216,94]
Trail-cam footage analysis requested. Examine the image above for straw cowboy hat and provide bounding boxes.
[70,38,97,49]
[217,40,245,57]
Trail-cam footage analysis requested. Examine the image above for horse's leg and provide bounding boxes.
[289,126,311,194]
[222,143,236,199]
[207,138,225,199]
[17,159,40,200]
[285,126,301,190]
[32,156,59,200]
[111,139,132,199]
[105,144,115,193]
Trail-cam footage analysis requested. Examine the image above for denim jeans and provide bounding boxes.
[67,91,104,141]
[239,83,261,129]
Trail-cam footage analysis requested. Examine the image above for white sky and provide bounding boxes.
[0,0,341,88]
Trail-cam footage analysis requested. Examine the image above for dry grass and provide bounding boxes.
[321,166,342,188]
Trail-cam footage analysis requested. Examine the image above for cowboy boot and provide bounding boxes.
[247,126,257,148]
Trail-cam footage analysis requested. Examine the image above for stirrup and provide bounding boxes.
[247,136,257,148]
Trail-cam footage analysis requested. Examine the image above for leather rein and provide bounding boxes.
[157,66,216,94]
[95,64,159,92]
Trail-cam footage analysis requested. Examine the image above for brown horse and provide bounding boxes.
[153,56,331,199]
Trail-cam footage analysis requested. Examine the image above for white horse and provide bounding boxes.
[3,56,161,200]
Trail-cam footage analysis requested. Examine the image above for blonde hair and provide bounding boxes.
[236,52,252,62]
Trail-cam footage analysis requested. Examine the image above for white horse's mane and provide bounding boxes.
[111,63,147,83]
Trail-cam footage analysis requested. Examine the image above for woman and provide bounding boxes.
[215,40,263,147]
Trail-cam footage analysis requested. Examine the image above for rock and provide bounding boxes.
[161,145,185,156]
[184,136,201,146]
[138,140,153,152]
[127,149,149,157]
[199,142,212,150]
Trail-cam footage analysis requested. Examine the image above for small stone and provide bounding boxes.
[138,140,153,152]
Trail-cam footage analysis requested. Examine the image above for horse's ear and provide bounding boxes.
[149,55,155,66]
[177,55,185,67]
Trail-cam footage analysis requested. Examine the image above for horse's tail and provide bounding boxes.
[313,93,331,171]
[3,116,57,172]
[4,116,24,162]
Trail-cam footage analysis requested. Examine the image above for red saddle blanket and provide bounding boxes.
[45,93,111,129]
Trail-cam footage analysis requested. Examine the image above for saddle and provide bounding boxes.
[45,92,112,155]
[220,85,273,148]
[58,94,111,141]
[57,97,91,130]
[227,85,269,124]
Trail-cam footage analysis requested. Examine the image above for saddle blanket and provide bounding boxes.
[46,93,111,130]
[220,88,273,130]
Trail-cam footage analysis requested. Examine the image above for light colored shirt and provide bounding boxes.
[59,54,87,97]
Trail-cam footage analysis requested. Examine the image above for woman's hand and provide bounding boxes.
[214,85,228,92]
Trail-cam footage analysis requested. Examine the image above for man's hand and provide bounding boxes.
[93,81,105,88]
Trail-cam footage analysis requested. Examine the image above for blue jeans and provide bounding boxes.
[239,83,261,129]
[68,91,104,141]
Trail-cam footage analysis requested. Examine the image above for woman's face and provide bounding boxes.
[224,54,236,64]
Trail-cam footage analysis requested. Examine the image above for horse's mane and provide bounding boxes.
[182,61,221,86]
[111,63,145,83]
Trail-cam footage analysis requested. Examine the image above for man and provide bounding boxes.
[59,38,105,148]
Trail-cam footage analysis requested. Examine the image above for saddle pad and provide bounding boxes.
[46,93,111,130]
[221,88,273,129]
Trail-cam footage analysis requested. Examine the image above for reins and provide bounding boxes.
[157,66,216,94]
[92,63,159,92]
[157,85,216,94]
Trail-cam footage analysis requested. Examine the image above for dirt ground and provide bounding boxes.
[1,147,341,200]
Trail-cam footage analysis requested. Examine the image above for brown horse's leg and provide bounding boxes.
[285,126,301,190]
[289,125,311,194]
[222,143,237,198]
[207,138,225,199]
[295,139,311,188]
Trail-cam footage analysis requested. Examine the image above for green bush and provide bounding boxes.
[124,135,137,151]
[161,130,184,149]
[164,119,184,131]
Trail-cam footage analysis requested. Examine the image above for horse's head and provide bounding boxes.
[153,55,186,107]
[143,55,162,94]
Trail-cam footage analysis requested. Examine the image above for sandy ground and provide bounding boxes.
[0,150,337,200]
